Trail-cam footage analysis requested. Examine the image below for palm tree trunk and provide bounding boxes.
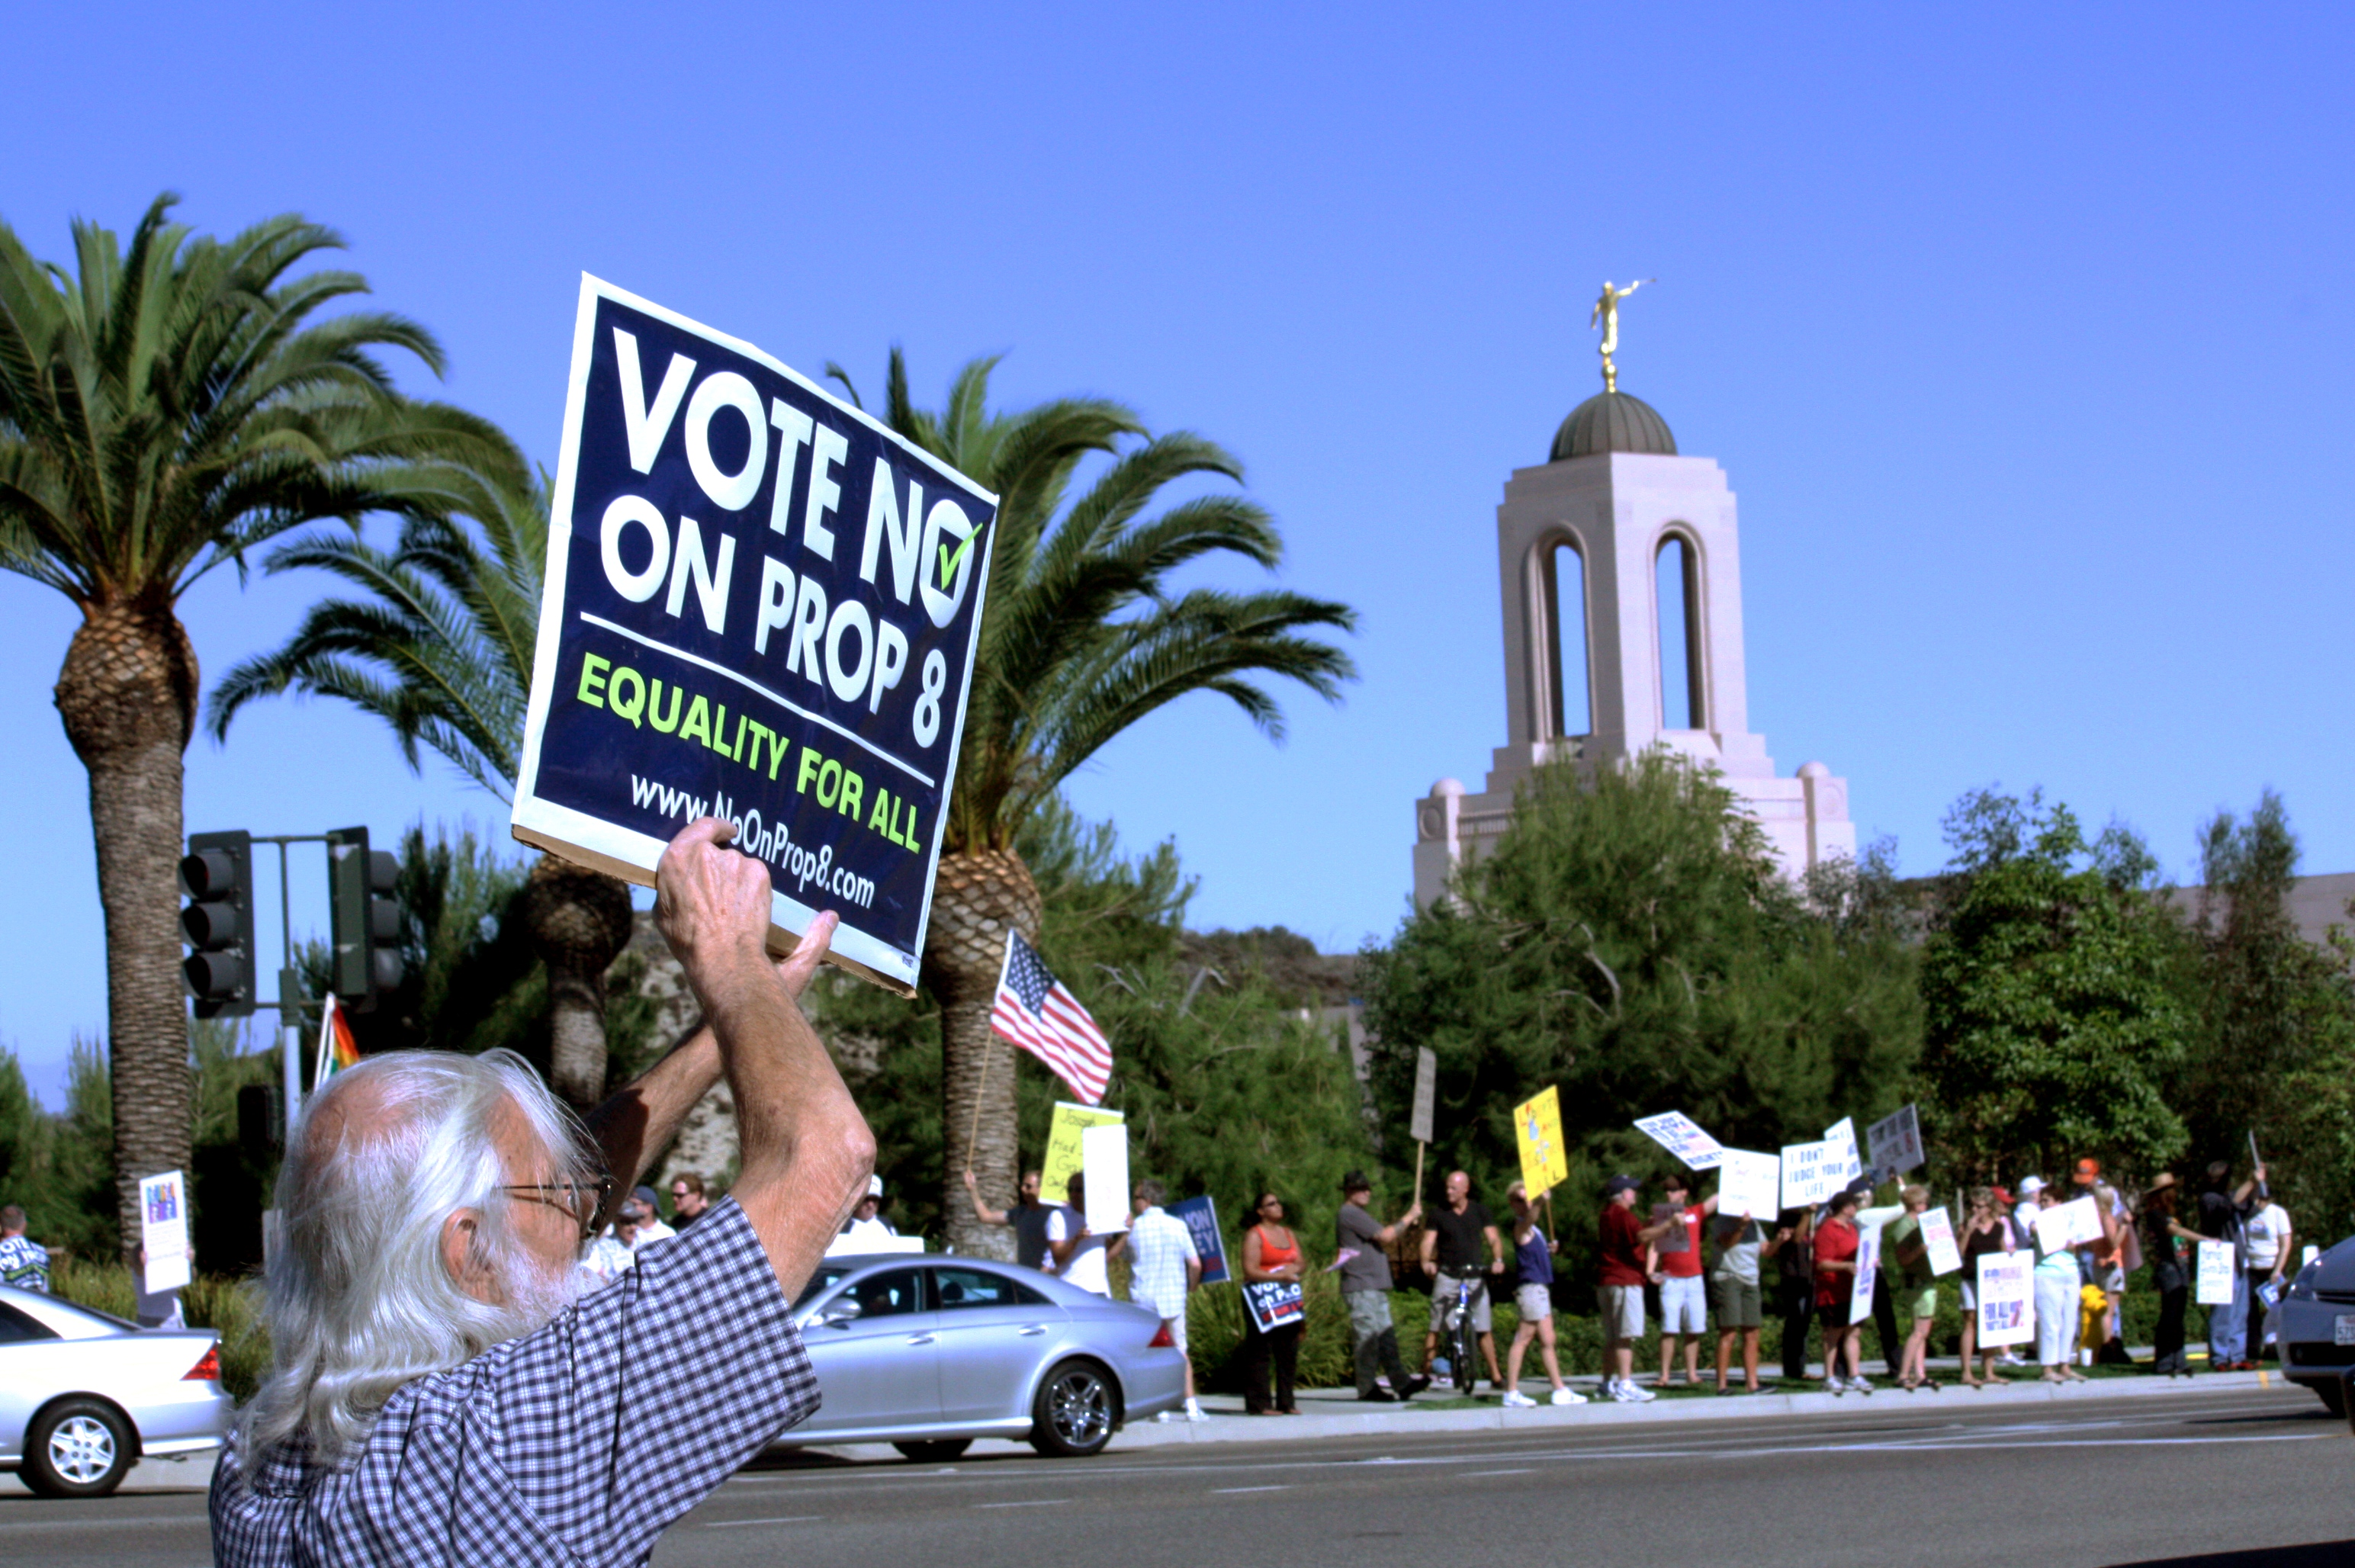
[925,849,1042,1259]
[522,854,636,1112]
[53,599,200,1261]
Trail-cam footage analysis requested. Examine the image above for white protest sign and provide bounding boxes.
[1633,1110,1725,1171]
[2032,1195,2103,1254]
[1975,1252,2035,1347]
[139,1168,191,1295]
[1081,1123,1131,1235]
[1714,1149,1782,1220]
[2195,1240,2237,1306]
[1849,1223,1881,1326]
[1864,1104,1924,1181]
[1823,1117,1864,1183]
[1409,1048,1437,1145]
[1920,1207,1965,1277]
[1780,1140,1839,1209]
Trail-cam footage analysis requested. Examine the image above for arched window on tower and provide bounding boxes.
[1546,541,1590,738]
[1656,533,1705,730]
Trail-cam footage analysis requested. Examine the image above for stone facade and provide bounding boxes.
[1413,441,1855,906]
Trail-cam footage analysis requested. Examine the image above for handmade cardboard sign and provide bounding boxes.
[1849,1223,1882,1326]
[1516,1086,1569,1197]
[1781,1140,1840,1209]
[1865,1104,1924,1181]
[1633,1110,1725,1171]
[1409,1048,1438,1145]
[2196,1240,2237,1306]
[2032,1195,2103,1254]
[1081,1123,1131,1234]
[139,1169,191,1296]
[1823,1117,1864,1184]
[1920,1207,1965,1276]
[1714,1149,1782,1220]
[512,277,1000,995]
[1976,1252,2035,1347]
[1169,1196,1229,1284]
[1041,1101,1124,1200]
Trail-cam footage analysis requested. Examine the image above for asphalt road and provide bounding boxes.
[4,1384,2349,1567]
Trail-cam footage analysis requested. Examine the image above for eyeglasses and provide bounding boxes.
[500,1174,616,1239]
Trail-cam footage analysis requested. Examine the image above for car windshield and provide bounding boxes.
[792,1264,857,1313]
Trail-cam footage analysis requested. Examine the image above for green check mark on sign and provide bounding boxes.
[937,531,975,587]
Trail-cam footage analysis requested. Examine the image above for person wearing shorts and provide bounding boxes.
[1598,1174,1679,1403]
[1708,1203,1781,1393]
[1647,1172,1717,1388]
[1882,1186,1940,1390]
[1499,1182,1584,1407]
[1421,1170,1506,1390]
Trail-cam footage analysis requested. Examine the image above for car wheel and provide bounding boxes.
[23,1399,135,1499]
[892,1439,973,1463]
[2314,1380,2346,1417]
[1029,1358,1118,1457]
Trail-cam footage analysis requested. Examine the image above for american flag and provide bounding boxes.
[991,930,1112,1105]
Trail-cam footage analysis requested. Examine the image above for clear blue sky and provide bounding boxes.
[5,5,2351,1104]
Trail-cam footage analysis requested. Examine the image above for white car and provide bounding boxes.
[0,1282,235,1497]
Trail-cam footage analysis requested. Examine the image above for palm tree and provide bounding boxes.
[205,472,635,1110]
[0,194,522,1249]
[828,352,1356,1255]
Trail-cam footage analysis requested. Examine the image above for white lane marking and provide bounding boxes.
[1212,1485,1290,1494]
[1480,1468,1535,1476]
[706,1515,823,1528]
[976,1499,1071,1508]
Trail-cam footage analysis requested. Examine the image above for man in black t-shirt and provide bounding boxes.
[963,1167,1055,1270]
[1418,1170,1506,1391]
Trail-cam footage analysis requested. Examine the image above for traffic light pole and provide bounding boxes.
[250,834,333,1149]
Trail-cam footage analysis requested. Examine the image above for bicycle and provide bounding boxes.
[1439,1271,1490,1395]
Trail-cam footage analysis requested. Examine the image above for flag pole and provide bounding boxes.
[964,1033,994,1179]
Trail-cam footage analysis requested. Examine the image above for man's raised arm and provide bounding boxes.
[657,818,875,1293]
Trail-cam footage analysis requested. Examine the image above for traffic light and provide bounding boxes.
[179,830,256,1019]
[326,827,404,1012]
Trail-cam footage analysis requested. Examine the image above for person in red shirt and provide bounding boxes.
[1644,1172,1719,1389]
[1598,1175,1679,1403]
[1811,1187,1868,1394]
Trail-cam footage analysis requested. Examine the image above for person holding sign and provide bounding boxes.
[1335,1172,1428,1403]
[2028,1179,2116,1381]
[1707,1207,1785,1394]
[1956,1187,2016,1386]
[1242,1192,1307,1415]
[1129,1181,1206,1423]
[1598,1175,1681,1403]
[1645,1173,1718,1389]
[2138,1174,2204,1377]
[1811,1187,1871,1394]
[2197,1160,2264,1371]
[1881,1187,1940,1390]
[1499,1182,1583,1407]
[1046,1173,1124,1296]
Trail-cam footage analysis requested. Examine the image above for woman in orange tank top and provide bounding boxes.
[1242,1191,1307,1414]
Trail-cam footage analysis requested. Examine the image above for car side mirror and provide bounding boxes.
[818,1299,864,1328]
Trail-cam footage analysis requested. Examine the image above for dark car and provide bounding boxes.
[2276,1237,2355,1413]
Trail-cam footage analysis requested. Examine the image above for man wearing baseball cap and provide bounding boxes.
[1598,1174,1679,1402]
[1335,1171,1429,1402]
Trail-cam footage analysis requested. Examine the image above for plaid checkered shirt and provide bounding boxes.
[210,1197,817,1566]
[1126,1205,1199,1320]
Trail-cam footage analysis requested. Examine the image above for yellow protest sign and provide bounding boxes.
[1040,1101,1124,1201]
[1515,1086,1568,1197]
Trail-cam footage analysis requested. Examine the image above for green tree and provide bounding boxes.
[206,476,637,1109]
[824,352,1355,1255]
[1918,788,2190,1184]
[1359,752,1922,1290]
[0,195,522,1247]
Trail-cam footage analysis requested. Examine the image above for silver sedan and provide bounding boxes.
[773,1254,1187,1460]
[0,1282,235,1497]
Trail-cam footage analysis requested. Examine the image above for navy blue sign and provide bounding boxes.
[512,278,997,994]
[1168,1195,1229,1285]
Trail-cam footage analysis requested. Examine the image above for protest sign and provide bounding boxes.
[1920,1207,1965,1276]
[1976,1253,2035,1347]
[1516,1087,1569,1197]
[1243,1280,1306,1334]
[1849,1223,1882,1325]
[1409,1048,1437,1145]
[511,277,1001,996]
[1714,1149,1782,1220]
[1081,1123,1130,1234]
[1781,1140,1840,1210]
[1823,1117,1864,1184]
[139,1169,191,1296]
[1633,1110,1725,1171]
[2196,1240,2237,1306]
[1864,1104,1924,1181]
[2032,1195,2103,1254]
[1041,1101,1123,1200]
[1169,1196,1229,1285]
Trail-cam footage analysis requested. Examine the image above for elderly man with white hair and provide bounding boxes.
[210,818,875,1566]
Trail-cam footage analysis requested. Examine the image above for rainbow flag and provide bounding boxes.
[315,991,360,1085]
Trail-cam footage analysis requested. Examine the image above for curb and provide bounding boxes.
[1101,1368,2307,1451]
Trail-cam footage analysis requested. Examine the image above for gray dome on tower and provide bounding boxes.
[1550,390,1676,462]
